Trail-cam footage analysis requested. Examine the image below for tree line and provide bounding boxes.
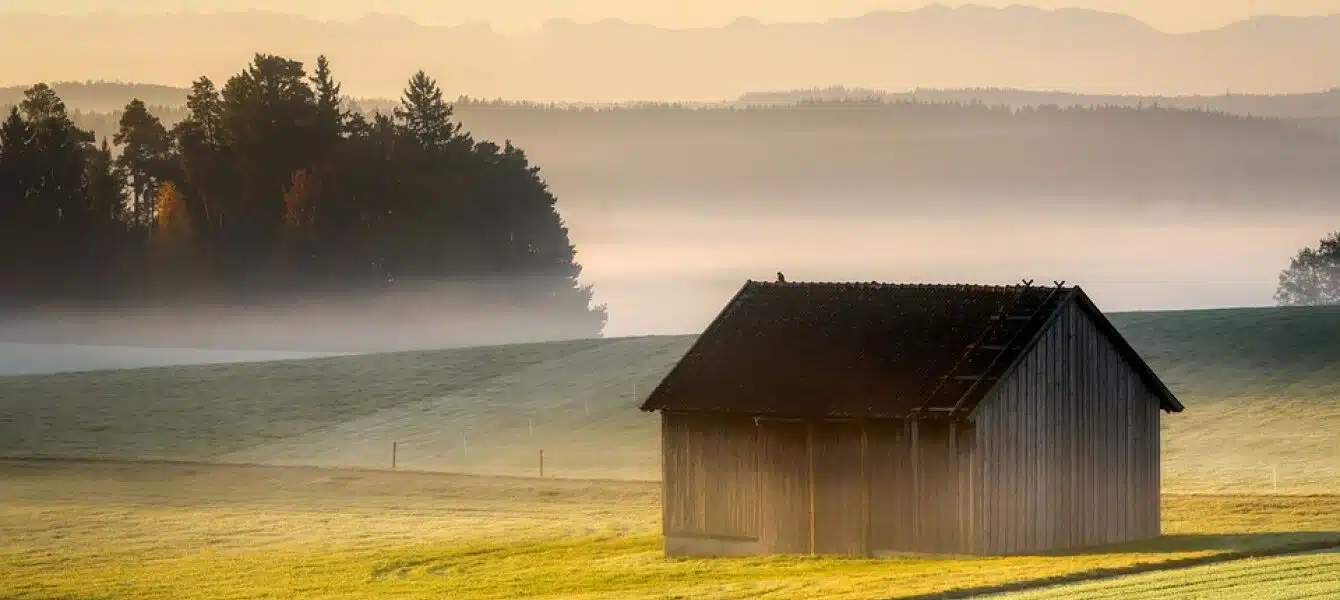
[0,53,608,337]
[9,88,1331,146]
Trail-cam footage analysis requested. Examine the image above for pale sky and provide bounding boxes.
[3,0,1338,33]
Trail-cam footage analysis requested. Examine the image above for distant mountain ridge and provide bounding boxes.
[6,81,1340,121]
[1,5,1338,100]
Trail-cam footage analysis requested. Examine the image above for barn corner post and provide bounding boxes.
[807,418,816,556]
[659,410,669,554]
[860,418,872,558]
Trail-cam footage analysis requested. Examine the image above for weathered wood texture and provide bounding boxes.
[663,413,976,556]
[974,299,1163,555]
[757,420,810,553]
[662,413,759,541]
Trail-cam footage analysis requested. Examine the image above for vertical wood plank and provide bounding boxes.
[861,420,871,557]
[910,419,921,549]
[807,419,816,555]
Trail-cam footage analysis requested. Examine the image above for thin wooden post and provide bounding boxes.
[392,441,398,470]
[540,449,545,477]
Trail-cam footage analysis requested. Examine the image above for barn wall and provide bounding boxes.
[810,421,866,554]
[756,420,811,553]
[661,412,762,556]
[867,419,976,555]
[662,414,980,557]
[974,300,1163,555]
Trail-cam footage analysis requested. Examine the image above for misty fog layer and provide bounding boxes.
[2,207,1320,350]
[569,208,1326,337]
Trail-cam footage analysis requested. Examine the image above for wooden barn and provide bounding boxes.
[639,279,1184,557]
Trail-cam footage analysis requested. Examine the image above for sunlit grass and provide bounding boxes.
[2,305,1339,597]
[986,551,1340,599]
[2,460,1338,600]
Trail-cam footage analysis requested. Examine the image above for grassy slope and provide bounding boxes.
[2,305,1339,490]
[2,460,1337,600]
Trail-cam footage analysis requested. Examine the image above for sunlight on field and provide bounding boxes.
[1,460,1338,600]
[987,552,1340,599]
[2,305,1340,598]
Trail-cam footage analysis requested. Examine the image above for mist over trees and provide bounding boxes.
[0,54,607,338]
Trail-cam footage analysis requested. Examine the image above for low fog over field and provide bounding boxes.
[571,209,1332,337]
[2,206,1329,351]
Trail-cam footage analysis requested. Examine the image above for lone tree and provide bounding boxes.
[1275,231,1340,306]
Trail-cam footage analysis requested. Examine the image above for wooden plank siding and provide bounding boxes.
[811,421,865,554]
[661,412,759,541]
[868,420,916,551]
[663,412,980,556]
[757,420,811,553]
[973,298,1163,555]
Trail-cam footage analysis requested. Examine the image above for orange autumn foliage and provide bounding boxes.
[283,168,319,229]
[154,181,193,241]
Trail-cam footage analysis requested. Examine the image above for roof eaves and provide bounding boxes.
[1070,289,1185,413]
[638,280,756,412]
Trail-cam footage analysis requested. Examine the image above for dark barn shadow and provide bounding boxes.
[1041,531,1340,555]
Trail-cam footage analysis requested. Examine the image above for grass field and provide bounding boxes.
[3,304,1339,491]
[2,304,1340,599]
[1,459,1337,600]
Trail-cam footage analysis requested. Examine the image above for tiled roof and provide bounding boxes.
[640,280,1181,419]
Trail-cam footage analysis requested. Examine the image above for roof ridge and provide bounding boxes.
[750,280,1072,290]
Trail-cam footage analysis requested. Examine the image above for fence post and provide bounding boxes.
[392,441,398,470]
[540,449,545,478]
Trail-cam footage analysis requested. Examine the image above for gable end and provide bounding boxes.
[972,288,1184,416]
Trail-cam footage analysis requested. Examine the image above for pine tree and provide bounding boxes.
[395,70,465,152]
[113,98,172,229]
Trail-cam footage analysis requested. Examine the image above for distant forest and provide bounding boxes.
[6,84,1340,218]
[0,55,608,337]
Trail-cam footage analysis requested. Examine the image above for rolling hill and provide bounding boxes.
[2,304,1338,491]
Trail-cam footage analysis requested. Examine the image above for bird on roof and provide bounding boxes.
[776,271,786,283]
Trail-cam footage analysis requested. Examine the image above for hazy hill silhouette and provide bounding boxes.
[6,82,1340,120]
[1,5,1339,100]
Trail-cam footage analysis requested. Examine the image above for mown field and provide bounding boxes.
[986,551,1340,600]
[1,304,1339,599]
[2,304,1339,491]
[1,459,1337,600]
